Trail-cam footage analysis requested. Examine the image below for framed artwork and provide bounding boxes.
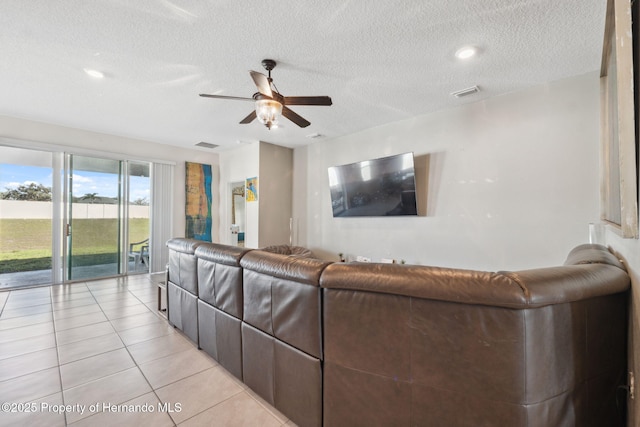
[185,162,212,241]
[246,177,258,202]
[600,0,638,238]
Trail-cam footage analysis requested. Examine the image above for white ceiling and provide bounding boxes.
[1,0,606,151]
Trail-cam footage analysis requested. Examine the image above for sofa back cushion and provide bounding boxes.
[260,244,315,258]
[240,250,331,359]
[195,243,251,318]
[319,246,630,427]
[166,238,201,295]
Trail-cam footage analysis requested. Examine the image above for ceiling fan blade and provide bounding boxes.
[249,71,273,97]
[199,94,254,101]
[240,110,257,124]
[282,106,311,128]
[284,96,333,106]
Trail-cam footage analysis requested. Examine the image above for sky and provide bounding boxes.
[0,164,150,202]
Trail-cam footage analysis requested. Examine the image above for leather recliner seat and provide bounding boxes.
[240,250,331,427]
[166,238,201,344]
[166,240,630,427]
[319,244,630,426]
[195,242,251,380]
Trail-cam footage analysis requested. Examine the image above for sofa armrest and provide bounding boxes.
[166,238,202,254]
[563,243,625,269]
[499,264,629,307]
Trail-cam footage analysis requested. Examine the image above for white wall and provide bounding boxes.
[218,142,260,248]
[296,72,601,270]
[0,115,220,242]
[0,72,604,272]
[258,142,293,247]
[0,200,149,219]
[218,141,293,249]
[607,225,640,425]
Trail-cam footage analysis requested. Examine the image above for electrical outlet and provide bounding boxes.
[630,371,635,400]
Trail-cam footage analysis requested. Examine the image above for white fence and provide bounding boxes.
[0,201,150,219]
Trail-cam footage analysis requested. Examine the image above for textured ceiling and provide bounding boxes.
[0,0,606,150]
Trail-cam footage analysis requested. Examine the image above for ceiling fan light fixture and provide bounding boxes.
[255,98,282,129]
[200,59,331,129]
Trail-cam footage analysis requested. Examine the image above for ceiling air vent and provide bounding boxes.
[450,85,480,98]
[195,142,218,149]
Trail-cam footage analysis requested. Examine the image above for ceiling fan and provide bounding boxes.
[199,59,332,129]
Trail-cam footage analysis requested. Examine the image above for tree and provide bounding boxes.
[132,197,149,206]
[0,183,52,201]
[80,193,99,204]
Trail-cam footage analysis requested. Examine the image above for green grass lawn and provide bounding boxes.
[0,218,149,273]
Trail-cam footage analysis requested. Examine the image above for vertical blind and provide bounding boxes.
[150,162,174,273]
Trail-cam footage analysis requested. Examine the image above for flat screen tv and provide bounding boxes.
[328,152,418,217]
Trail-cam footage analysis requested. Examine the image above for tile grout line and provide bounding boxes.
[64,294,138,426]
[1,274,286,427]
[0,277,151,425]
[76,274,178,427]
[49,283,69,427]
[108,276,172,423]
[0,289,54,373]
[54,284,109,367]
[102,275,253,426]
[56,280,128,427]
[0,290,8,317]
[175,386,246,425]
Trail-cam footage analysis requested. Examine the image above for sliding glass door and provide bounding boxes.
[0,145,153,288]
[127,161,150,274]
[0,146,55,289]
[66,155,152,281]
[67,155,123,281]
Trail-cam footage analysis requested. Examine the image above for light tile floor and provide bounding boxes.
[0,274,296,426]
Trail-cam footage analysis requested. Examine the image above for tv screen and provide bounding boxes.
[328,152,418,217]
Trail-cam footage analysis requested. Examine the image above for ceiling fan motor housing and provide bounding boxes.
[261,59,276,72]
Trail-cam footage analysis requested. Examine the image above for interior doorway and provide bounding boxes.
[230,181,246,247]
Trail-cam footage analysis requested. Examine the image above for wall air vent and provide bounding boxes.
[450,85,480,98]
[195,142,219,149]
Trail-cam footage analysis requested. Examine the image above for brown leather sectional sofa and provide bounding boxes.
[166,240,630,427]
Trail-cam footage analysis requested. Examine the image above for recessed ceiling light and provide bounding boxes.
[455,46,478,60]
[83,68,104,79]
